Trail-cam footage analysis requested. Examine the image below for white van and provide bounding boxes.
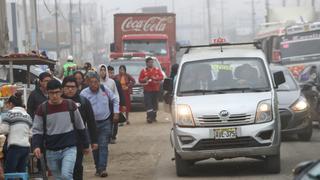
[163,43,285,176]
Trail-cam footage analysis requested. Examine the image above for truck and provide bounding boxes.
[111,13,177,76]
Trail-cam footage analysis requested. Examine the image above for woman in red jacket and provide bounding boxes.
[115,65,136,124]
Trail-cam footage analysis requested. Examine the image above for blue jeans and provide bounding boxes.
[46,146,77,180]
[93,119,112,172]
[4,145,29,173]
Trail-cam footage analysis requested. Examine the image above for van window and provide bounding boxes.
[177,58,271,96]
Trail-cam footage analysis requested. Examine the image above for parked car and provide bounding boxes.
[270,64,313,141]
[163,42,285,176]
[109,56,166,108]
[293,160,320,180]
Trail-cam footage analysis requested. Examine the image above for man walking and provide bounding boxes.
[27,72,52,119]
[62,76,98,180]
[80,71,119,177]
[32,79,90,180]
[138,57,164,123]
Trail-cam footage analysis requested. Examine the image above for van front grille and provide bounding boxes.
[197,113,255,127]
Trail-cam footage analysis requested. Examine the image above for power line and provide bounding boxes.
[42,0,53,14]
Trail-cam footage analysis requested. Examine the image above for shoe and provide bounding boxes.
[95,170,108,177]
[126,121,130,125]
[153,119,158,122]
[147,118,152,123]
[110,139,116,144]
[99,170,108,177]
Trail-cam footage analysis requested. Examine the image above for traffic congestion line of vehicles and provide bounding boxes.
[161,39,319,177]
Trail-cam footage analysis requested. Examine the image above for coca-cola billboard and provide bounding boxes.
[121,16,174,32]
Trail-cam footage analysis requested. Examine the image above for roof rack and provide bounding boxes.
[181,42,261,54]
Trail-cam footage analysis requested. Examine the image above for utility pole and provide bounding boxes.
[101,6,104,46]
[69,0,74,55]
[265,0,270,23]
[282,0,286,7]
[0,0,9,55]
[32,0,39,51]
[79,0,83,59]
[220,0,224,36]
[251,0,256,38]
[206,0,212,43]
[55,0,60,58]
[23,0,30,51]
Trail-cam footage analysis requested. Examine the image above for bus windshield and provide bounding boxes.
[280,30,320,63]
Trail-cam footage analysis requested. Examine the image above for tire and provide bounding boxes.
[264,154,281,174]
[298,122,313,141]
[175,151,191,177]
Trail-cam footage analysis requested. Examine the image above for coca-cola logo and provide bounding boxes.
[121,16,173,32]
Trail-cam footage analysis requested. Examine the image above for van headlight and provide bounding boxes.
[255,100,272,123]
[174,104,195,127]
[291,97,308,112]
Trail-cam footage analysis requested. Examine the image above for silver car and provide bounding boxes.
[164,44,285,176]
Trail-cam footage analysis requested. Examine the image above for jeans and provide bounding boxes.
[73,145,84,180]
[46,146,77,180]
[111,122,118,140]
[4,145,29,173]
[144,91,159,121]
[93,119,112,172]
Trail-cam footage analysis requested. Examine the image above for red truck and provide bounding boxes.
[111,13,177,76]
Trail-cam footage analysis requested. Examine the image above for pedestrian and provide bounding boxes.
[27,72,52,120]
[98,64,119,98]
[83,62,94,77]
[62,76,98,180]
[114,65,136,124]
[60,55,77,79]
[138,57,164,123]
[0,92,32,174]
[170,63,179,85]
[107,65,126,144]
[73,71,87,92]
[32,79,90,180]
[80,71,120,177]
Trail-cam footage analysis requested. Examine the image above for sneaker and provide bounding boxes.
[147,118,152,123]
[110,139,116,144]
[126,121,130,125]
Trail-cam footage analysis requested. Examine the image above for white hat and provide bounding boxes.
[67,55,74,61]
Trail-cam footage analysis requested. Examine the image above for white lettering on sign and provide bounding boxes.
[121,16,173,32]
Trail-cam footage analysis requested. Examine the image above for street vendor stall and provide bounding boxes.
[0,54,56,87]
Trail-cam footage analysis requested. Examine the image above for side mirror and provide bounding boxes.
[175,42,181,51]
[110,43,115,52]
[273,71,285,88]
[163,78,173,92]
[292,161,315,176]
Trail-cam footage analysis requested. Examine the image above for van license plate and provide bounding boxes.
[214,128,237,139]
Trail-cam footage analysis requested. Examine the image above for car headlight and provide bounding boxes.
[256,100,272,123]
[174,104,195,127]
[291,97,308,112]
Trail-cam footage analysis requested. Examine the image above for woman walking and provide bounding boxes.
[0,92,32,174]
[115,65,135,124]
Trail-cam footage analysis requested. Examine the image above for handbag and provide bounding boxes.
[119,112,127,123]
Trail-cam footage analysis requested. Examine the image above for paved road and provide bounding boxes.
[82,108,320,180]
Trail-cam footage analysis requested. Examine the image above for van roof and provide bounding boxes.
[180,45,266,63]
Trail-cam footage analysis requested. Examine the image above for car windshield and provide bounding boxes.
[110,60,162,76]
[177,58,271,96]
[272,69,298,91]
[123,40,168,56]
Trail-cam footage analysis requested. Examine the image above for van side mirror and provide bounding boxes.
[110,43,115,52]
[273,71,285,88]
[163,78,173,92]
[176,42,181,51]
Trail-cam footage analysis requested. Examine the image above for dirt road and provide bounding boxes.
[83,106,173,180]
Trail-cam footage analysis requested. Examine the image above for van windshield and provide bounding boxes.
[123,40,168,56]
[177,58,271,96]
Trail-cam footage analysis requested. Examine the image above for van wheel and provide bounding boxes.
[264,154,281,174]
[298,122,313,141]
[175,151,191,176]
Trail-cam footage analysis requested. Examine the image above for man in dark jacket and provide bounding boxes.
[108,66,126,144]
[62,76,98,180]
[27,72,52,119]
